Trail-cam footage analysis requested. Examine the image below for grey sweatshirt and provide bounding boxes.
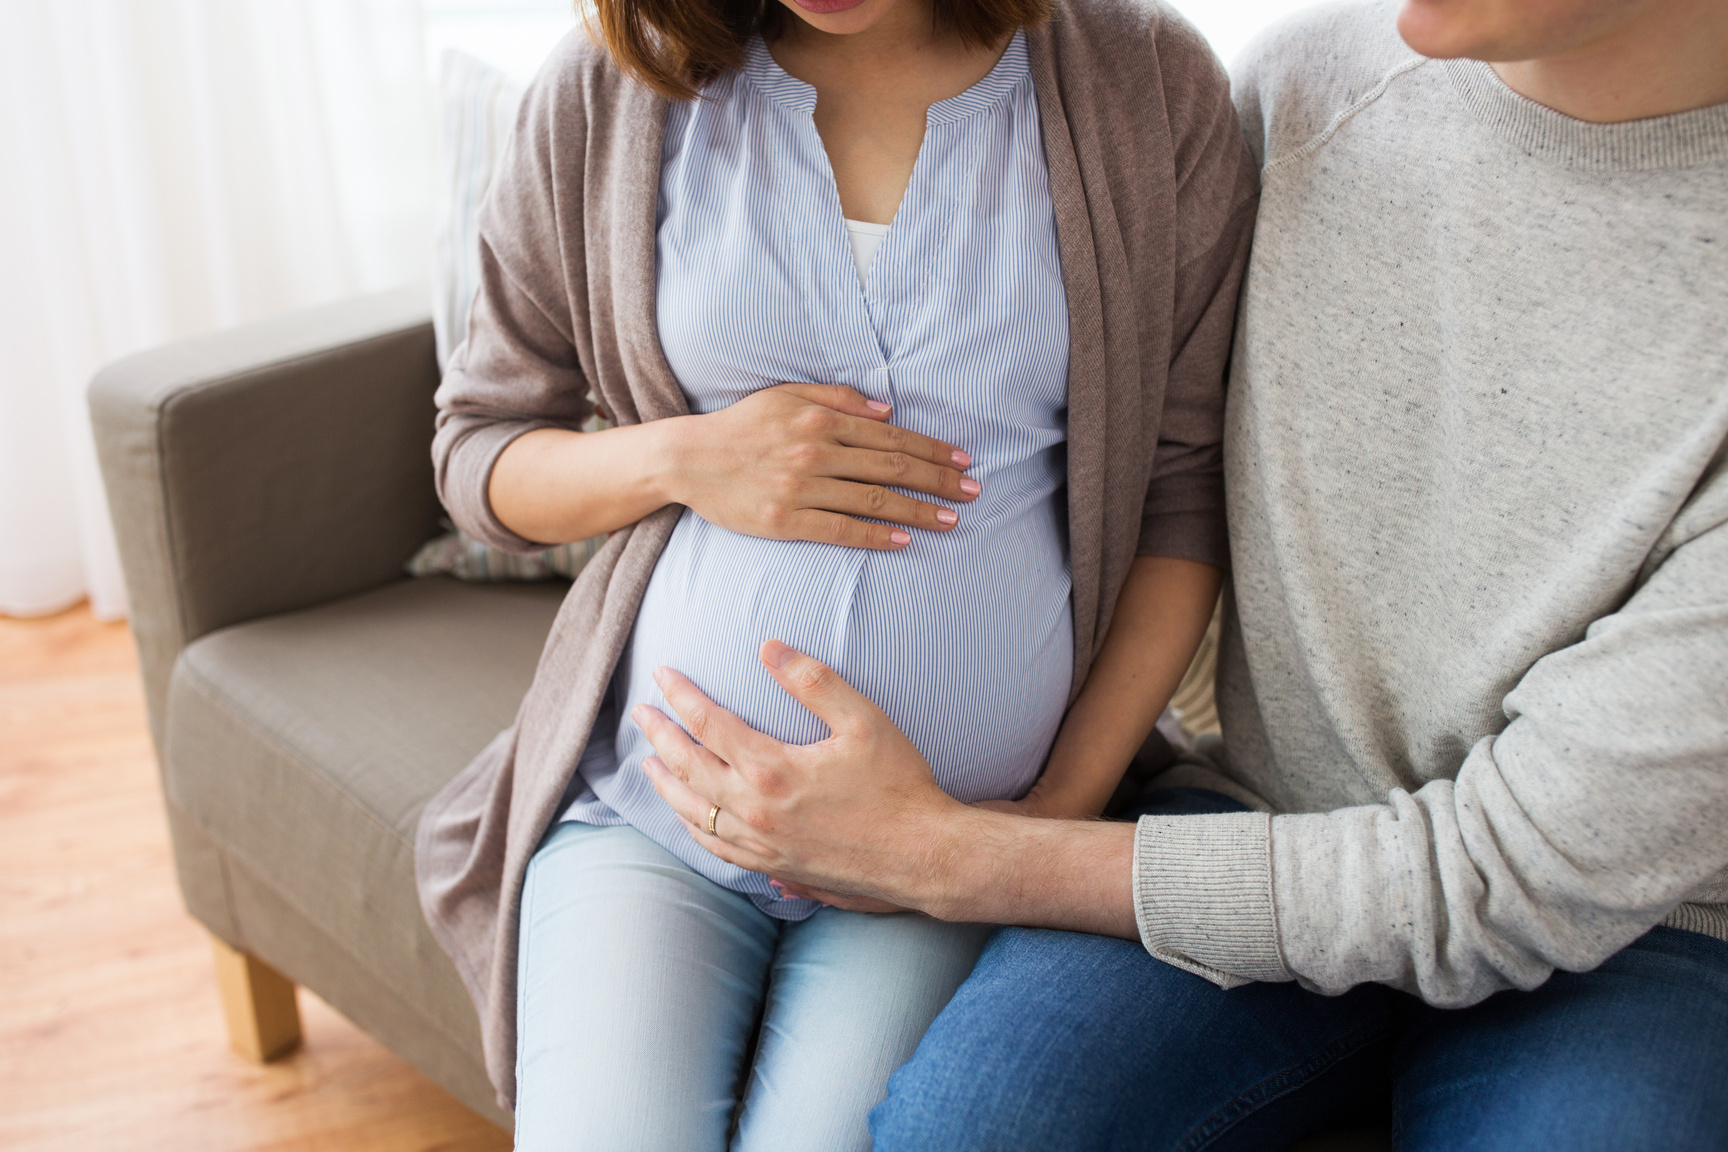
[1133,0,1728,1008]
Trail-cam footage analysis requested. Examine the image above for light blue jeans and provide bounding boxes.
[514,820,991,1152]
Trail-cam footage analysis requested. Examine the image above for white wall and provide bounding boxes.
[1166,0,1316,69]
[422,0,578,80]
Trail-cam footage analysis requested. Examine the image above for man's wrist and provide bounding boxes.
[902,803,1004,922]
[907,806,1139,939]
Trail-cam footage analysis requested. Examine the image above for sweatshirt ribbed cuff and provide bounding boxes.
[1663,901,1728,943]
[1132,811,1291,986]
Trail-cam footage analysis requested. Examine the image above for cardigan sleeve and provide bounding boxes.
[1134,15,1258,570]
[431,45,596,553]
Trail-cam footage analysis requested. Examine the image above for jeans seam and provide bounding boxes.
[1176,1020,1391,1152]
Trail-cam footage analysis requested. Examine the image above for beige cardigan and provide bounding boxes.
[418,0,1257,1109]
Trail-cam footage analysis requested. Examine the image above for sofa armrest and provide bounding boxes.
[90,284,443,752]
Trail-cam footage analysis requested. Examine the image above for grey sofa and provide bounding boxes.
[90,285,530,1127]
[89,284,1389,1149]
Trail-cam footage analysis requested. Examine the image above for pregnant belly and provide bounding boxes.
[613,509,1074,803]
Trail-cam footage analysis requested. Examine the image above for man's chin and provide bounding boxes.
[1395,0,1645,63]
[1396,0,1521,61]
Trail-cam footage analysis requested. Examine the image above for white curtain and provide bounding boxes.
[0,0,433,619]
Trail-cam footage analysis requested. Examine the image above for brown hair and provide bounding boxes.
[587,0,1051,101]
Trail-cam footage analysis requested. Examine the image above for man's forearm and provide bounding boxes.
[916,807,1141,939]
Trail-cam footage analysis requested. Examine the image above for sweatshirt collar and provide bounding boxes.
[1444,59,1728,172]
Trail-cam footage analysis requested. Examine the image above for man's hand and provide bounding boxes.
[637,641,1143,939]
[635,639,980,915]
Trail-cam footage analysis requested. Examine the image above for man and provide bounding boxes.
[635,0,1728,1144]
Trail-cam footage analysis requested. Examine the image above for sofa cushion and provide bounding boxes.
[163,576,566,1052]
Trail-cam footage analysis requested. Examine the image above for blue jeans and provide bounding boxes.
[871,790,1728,1152]
[514,820,991,1152]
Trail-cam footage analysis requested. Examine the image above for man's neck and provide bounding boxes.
[1490,0,1728,124]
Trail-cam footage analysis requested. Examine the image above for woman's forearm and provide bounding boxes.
[489,421,689,545]
[1031,556,1223,816]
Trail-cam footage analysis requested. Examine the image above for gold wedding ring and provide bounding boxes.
[706,803,721,838]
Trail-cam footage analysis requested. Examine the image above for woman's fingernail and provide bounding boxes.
[935,508,958,525]
[959,477,981,497]
[951,449,971,468]
[890,530,912,546]
[866,400,892,413]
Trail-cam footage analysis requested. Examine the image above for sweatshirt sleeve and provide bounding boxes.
[1134,464,1728,1005]
[1135,13,1259,570]
[431,50,595,553]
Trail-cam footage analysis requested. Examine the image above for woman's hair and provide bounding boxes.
[588,0,1051,101]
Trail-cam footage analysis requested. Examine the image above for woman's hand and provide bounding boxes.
[488,383,978,550]
[769,879,907,914]
[667,384,978,551]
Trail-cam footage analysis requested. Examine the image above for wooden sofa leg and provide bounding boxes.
[210,934,303,1062]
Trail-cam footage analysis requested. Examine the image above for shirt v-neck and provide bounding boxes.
[735,30,1031,369]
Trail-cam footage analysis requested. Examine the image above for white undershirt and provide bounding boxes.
[844,219,890,286]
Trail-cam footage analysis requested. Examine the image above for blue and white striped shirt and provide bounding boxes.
[562,30,1073,919]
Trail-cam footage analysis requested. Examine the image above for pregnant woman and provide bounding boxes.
[415,0,1256,1145]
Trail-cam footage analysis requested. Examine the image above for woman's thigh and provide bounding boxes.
[514,821,779,1152]
[733,908,993,1152]
[1392,926,1728,1152]
[870,925,1397,1152]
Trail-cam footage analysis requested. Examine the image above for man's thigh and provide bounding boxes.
[870,924,1396,1152]
[1393,926,1728,1152]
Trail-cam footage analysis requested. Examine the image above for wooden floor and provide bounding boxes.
[0,605,511,1152]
